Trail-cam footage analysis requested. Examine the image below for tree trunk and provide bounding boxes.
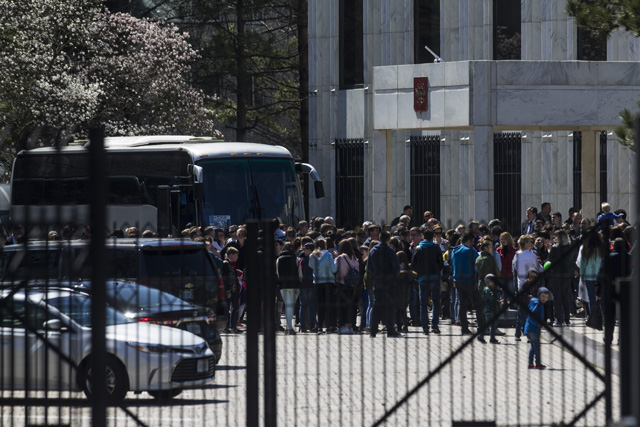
[236,0,248,141]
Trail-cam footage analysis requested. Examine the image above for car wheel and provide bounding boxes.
[148,388,183,400]
[81,356,129,403]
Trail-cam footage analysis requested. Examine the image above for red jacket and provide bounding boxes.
[497,246,516,280]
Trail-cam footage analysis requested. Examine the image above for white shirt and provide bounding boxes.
[512,250,543,291]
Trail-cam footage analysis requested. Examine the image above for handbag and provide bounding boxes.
[585,305,603,330]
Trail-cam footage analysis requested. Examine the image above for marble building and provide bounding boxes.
[308,0,640,234]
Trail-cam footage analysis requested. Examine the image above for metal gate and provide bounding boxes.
[335,138,365,229]
[493,132,522,237]
[0,129,628,427]
[410,135,441,222]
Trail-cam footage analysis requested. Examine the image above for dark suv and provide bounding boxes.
[0,238,227,362]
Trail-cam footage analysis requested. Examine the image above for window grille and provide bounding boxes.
[410,135,441,223]
[573,132,582,210]
[600,131,608,204]
[493,132,522,236]
[335,139,365,229]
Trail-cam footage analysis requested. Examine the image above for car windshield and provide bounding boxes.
[142,248,215,278]
[46,295,133,327]
[108,283,192,310]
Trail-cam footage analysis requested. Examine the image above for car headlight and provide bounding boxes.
[127,341,209,354]
[127,342,169,353]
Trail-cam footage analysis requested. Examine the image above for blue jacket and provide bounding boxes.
[524,297,544,334]
[597,211,621,227]
[366,242,401,290]
[451,244,478,284]
[309,250,337,284]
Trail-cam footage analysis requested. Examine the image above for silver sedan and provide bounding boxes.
[0,289,215,401]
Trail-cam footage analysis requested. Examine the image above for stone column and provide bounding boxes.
[372,129,391,226]
[581,130,600,221]
[473,125,493,223]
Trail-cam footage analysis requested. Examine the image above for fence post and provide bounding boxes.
[89,125,107,426]
[245,221,260,427]
[262,220,278,427]
[622,116,640,424]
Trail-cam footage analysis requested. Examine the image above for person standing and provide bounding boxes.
[479,274,502,344]
[411,228,444,334]
[222,247,242,333]
[512,235,544,340]
[298,242,317,332]
[450,232,486,335]
[579,231,604,316]
[391,205,413,227]
[276,242,301,335]
[335,240,360,334]
[547,230,577,326]
[367,231,402,337]
[497,232,517,300]
[525,287,550,369]
[309,238,337,333]
[522,207,538,235]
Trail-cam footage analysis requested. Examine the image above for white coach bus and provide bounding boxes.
[10,136,324,235]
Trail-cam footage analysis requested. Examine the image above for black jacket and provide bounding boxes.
[276,250,300,289]
[411,240,444,280]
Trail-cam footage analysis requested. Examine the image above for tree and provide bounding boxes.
[567,0,640,150]
[0,0,220,174]
[147,0,305,157]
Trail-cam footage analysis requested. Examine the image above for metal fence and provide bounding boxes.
[335,138,365,229]
[493,132,522,236]
[410,135,441,222]
[601,130,608,204]
[0,128,631,427]
[573,132,582,210]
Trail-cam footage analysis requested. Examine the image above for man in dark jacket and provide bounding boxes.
[412,229,444,334]
[276,242,301,334]
[598,237,631,345]
[366,231,401,337]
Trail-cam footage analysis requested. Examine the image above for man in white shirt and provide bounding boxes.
[512,235,543,340]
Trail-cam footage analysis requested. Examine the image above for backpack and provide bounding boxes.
[343,257,360,287]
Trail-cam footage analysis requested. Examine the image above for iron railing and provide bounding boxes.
[334,138,365,229]
[493,132,522,236]
[410,135,441,223]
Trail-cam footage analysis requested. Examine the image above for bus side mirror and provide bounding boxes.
[193,182,204,201]
[314,181,325,199]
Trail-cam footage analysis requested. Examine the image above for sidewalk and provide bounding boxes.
[542,319,619,374]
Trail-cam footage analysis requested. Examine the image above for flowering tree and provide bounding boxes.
[0,0,220,172]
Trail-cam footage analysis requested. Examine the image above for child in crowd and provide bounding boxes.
[479,274,502,344]
[395,251,417,332]
[525,287,550,369]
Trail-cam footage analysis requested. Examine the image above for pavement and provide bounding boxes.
[0,314,619,426]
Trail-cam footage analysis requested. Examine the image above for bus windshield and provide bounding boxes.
[198,157,304,226]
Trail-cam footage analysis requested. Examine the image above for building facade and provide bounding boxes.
[308,0,640,235]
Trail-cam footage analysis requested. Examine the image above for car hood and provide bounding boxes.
[106,322,206,348]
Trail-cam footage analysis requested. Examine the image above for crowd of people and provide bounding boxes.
[4,200,631,367]
[158,201,634,368]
